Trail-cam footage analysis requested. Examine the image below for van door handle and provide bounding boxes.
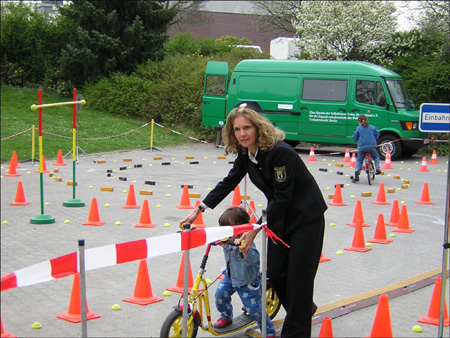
[300,106,308,110]
[203,101,210,104]
[351,109,360,112]
[338,108,346,112]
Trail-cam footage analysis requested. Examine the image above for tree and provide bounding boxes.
[252,1,303,34]
[57,0,178,86]
[292,1,397,61]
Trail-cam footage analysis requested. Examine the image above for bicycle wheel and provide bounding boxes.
[370,160,376,181]
[160,309,199,338]
[266,284,281,319]
[364,156,372,185]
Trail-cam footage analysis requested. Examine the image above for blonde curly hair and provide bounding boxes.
[222,104,285,155]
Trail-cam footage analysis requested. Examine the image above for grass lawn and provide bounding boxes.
[1,85,208,164]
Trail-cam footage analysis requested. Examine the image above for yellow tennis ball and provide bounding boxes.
[105,203,110,207]
[31,322,42,329]
[389,233,396,238]
[31,104,37,110]
[115,221,121,225]
[167,185,172,188]
[164,223,170,227]
[166,193,171,197]
[336,250,344,255]
[64,220,70,224]
[365,242,372,247]
[2,221,8,225]
[111,304,121,310]
[329,223,336,227]
[156,204,162,208]
[163,290,171,296]
[412,325,422,333]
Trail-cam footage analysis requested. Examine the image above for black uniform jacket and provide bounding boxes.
[203,141,328,236]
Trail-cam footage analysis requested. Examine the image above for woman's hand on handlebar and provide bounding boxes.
[235,229,259,256]
[179,208,201,229]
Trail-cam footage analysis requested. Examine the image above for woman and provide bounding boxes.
[180,102,327,337]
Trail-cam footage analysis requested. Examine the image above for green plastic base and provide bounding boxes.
[63,198,85,207]
[30,214,56,224]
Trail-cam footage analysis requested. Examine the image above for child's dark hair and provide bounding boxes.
[357,114,369,127]
[218,206,250,227]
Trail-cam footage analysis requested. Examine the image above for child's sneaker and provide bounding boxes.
[213,318,232,328]
[353,171,360,182]
[376,168,381,175]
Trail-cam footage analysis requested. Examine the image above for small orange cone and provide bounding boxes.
[346,200,369,227]
[192,200,207,228]
[177,184,194,209]
[123,259,163,305]
[382,149,393,170]
[345,219,372,252]
[34,155,49,173]
[247,200,257,224]
[415,183,435,205]
[4,155,20,177]
[307,147,317,161]
[366,294,393,337]
[318,317,333,337]
[57,273,100,323]
[417,277,450,326]
[342,149,351,163]
[429,150,440,164]
[228,185,242,207]
[385,200,400,227]
[368,214,392,244]
[166,252,194,293]
[1,317,16,338]
[319,252,331,263]
[418,156,429,172]
[371,183,390,205]
[135,200,155,228]
[10,181,30,206]
[348,153,356,168]
[123,184,140,209]
[8,151,21,168]
[53,149,67,166]
[328,184,347,206]
[83,197,105,226]
[392,204,414,233]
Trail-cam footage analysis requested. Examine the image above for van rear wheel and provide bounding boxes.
[284,140,299,148]
[378,135,402,161]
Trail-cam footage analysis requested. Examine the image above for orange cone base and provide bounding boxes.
[53,163,67,166]
[10,201,30,206]
[123,294,163,306]
[385,222,398,227]
[345,245,372,252]
[34,169,50,173]
[0,329,16,338]
[176,205,194,209]
[83,220,105,226]
[123,205,140,209]
[415,200,435,205]
[417,315,449,327]
[346,221,369,227]
[57,310,100,323]
[371,201,390,206]
[368,238,392,244]
[319,255,331,263]
[392,227,414,233]
[328,201,347,206]
[166,285,193,294]
[135,222,155,228]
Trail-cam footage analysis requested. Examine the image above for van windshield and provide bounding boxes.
[386,79,416,109]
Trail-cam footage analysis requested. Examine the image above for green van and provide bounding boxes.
[202,59,427,160]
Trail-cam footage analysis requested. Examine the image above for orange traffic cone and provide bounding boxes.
[34,155,49,173]
[192,200,207,228]
[385,200,400,227]
[229,185,242,207]
[346,200,369,227]
[177,184,194,209]
[417,277,450,326]
[318,317,333,337]
[53,149,67,166]
[429,150,439,164]
[247,200,257,224]
[123,184,140,209]
[415,183,435,205]
[366,294,393,337]
[166,252,194,293]
[368,214,392,244]
[392,204,414,233]
[10,181,30,206]
[1,317,16,338]
[4,155,20,177]
[123,259,163,305]
[328,184,347,206]
[342,149,351,163]
[348,153,356,168]
[418,156,429,172]
[57,273,100,323]
[83,197,105,226]
[135,200,155,228]
[345,219,372,252]
[319,252,331,263]
[307,147,317,161]
[382,149,393,170]
[8,151,21,168]
[371,183,390,205]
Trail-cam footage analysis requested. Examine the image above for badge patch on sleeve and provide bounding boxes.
[274,166,287,183]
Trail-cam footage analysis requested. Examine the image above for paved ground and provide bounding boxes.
[1,143,449,337]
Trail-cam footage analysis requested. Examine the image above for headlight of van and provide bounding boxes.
[400,121,418,130]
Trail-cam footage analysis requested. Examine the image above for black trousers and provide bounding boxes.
[267,215,325,338]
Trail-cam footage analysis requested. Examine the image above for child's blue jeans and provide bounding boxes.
[215,274,276,336]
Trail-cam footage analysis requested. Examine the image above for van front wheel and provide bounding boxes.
[378,135,402,161]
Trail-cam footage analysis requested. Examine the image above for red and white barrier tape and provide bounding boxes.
[1,223,262,292]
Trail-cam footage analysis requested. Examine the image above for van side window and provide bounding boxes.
[302,79,347,101]
[376,81,386,106]
[356,80,375,105]
[205,75,226,96]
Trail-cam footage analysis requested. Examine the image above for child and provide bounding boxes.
[352,114,381,182]
[214,206,277,337]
